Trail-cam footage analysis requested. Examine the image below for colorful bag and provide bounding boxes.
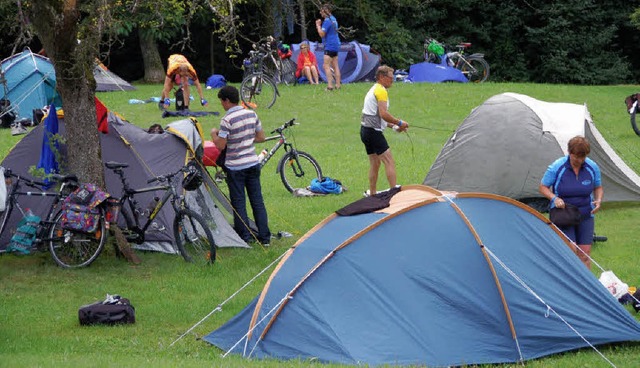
[60,184,109,233]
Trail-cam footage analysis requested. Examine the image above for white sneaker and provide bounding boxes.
[364,185,401,197]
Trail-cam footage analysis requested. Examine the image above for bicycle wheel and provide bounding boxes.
[459,56,490,83]
[173,208,216,265]
[240,73,277,109]
[279,59,297,85]
[277,151,323,193]
[0,199,14,240]
[49,209,106,268]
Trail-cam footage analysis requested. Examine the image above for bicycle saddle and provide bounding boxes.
[105,161,129,170]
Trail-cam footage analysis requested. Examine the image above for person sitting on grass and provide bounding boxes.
[295,41,320,85]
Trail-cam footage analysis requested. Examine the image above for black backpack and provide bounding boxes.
[79,295,135,325]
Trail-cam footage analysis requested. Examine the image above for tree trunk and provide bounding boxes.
[298,0,307,41]
[139,28,165,83]
[28,0,104,187]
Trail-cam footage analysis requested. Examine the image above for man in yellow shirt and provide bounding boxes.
[360,65,409,196]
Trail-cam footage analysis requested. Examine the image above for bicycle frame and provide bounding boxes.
[258,118,298,170]
[0,170,77,246]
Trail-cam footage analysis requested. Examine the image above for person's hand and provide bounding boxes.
[201,98,208,107]
[163,98,171,108]
[315,19,322,27]
[553,196,565,209]
[210,127,219,139]
[158,101,165,110]
[399,120,409,132]
[591,199,602,214]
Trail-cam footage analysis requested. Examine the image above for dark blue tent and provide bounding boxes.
[291,41,380,84]
[408,60,468,83]
[205,186,640,366]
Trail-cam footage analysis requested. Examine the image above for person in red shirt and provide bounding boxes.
[295,42,320,85]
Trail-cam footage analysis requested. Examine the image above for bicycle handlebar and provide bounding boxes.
[270,118,297,134]
[1,166,76,188]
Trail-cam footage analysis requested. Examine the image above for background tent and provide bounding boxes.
[290,41,380,84]
[0,111,249,253]
[424,93,640,210]
[0,48,62,120]
[407,60,468,83]
[93,61,136,92]
[205,185,640,366]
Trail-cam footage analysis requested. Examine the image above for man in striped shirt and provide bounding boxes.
[211,86,271,246]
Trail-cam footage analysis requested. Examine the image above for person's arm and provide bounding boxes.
[592,186,604,214]
[255,129,266,143]
[316,18,326,38]
[377,100,409,132]
[193,77,208,106]
[210,128,227,150]
[539,183,565,209]
[161,75,173,107]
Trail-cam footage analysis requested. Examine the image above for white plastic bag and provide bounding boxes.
[599,270,629,299]
[0,167,6,212]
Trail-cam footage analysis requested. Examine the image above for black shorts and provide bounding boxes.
[360,126,389,155]
[324,50,338,58]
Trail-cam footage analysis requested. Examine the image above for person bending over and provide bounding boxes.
[160,54,208,110]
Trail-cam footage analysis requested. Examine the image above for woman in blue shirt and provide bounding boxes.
[315,4,341,90]
[539,136,604,269]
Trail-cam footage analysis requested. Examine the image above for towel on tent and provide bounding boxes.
[37,103,59,189]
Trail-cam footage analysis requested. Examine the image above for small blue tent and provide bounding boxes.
[0,48,62,120]
[205,185,640,366]
[291,41,380,84]
[408,59,468,83]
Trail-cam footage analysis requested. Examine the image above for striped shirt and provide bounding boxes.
[218,106,263,170]
[361,83,389,131]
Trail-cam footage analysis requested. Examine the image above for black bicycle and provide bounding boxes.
[424,38,490,83]
[105,161,216,264]
[240,37,291,109]
[258,118,322,193]
[0,168,108,268]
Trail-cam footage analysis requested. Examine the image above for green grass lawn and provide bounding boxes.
[1,81,640,367]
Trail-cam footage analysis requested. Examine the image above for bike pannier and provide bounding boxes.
[60,183,109,233]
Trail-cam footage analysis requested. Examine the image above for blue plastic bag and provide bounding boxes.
[309,177,343,194]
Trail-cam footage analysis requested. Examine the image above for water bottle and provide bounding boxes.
[257,149,268,163]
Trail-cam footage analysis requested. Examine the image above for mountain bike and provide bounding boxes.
[424,38,490,83]
[257,118,323,193]
[240,37,291,109]
[105,161,216,265]
[0,168,108,268]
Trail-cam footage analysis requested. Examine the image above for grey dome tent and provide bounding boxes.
[424,93,640,210]
[93,61,136,92]
[0,111,249,253]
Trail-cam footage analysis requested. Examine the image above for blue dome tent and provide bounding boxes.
[291,41,380,84]
[205,185,640,366]
[0,48,62,120]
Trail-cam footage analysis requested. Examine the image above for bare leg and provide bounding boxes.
[378,149,397,188]
[182,81,191,108]
[303,66,315,84]
[323,54,334,88]
[368,154,381,195]
[577,244,592,269]
[310,66,320,84]
[331,56,341,89]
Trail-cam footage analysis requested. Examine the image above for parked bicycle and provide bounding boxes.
[424,38,490,83]
[257,118,323,193]
[0,168,108,268]
[105,161,216,265]
[241,36,296,109]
